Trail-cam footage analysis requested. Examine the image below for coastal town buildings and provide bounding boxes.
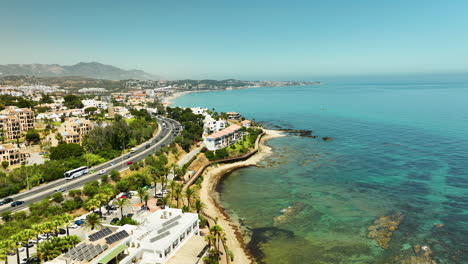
[0,143,29,166]
[204,124,242,150]
[0,107,35,140]
[50,208,200,264]
[82,99,109,109]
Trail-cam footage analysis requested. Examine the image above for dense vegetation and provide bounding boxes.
[83,113,158,159]
[167,107,204,152]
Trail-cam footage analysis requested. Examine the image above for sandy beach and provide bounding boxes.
[199,129,285,264]
[163,91,195,107]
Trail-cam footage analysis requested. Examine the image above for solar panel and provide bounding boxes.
[105,230,129,244]
[157,221,179,234]
[163,215,182,227]
[88,227,113,241]
[149,231,170,242]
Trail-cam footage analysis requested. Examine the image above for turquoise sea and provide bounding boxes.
[173,80,468,263]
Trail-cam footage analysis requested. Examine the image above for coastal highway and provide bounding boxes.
[0,116,181,214]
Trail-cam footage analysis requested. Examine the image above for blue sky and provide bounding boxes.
[1,0,468,80]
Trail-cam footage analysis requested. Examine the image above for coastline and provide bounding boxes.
[199,129,285,264]
[163,91,194,107]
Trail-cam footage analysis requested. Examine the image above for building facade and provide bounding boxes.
[0,143,29,166]
[0,107,35,140]
[204,124,242,151]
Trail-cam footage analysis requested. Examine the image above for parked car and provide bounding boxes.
[126,213,134,218]
[11,201,25,207]
[110,218,119,224]
[58,228,66,235]
[0,198,13,205]
[68,223,79,229]
[126,161,133,165]
[74,219,84,225]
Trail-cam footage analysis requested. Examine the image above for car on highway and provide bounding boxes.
[54,188,66,193]
[130,147,136,153]
[98,169,106,175]
[126,161,133,165]
[11,201,25,207]
[0,197,13,205]
[145,144,151,149]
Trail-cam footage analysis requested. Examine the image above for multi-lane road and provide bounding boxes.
[0,116,181,214]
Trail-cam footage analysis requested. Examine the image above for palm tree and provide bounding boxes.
[17,229,35,259]
[37,240,61,262]
[31,223,45,243]
[9,234,22,264]
[169,180,177,203]
[149,166,159,197]
[0,240,15,264]
[159,175,167,195]
[210,225,223,251]
[56,214,73,236]
[137,187,146,203]
[194,199,205,215]
[114,198,131,219]
[185,188,195,208]
[160,196,169,208]
[143,193,149,208]
[84,213,102,230]
[84,198,100,213]
[93,193,109,214]
[173,183,183,208]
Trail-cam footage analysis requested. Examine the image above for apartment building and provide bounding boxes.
[46,118,94,146]
[0,107,35,140]
[0,143,29,166]
[204,124,242,150]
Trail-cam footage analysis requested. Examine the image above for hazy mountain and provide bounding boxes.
[0,62,157,80]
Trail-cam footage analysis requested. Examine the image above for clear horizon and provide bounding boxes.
[2,0,468,80]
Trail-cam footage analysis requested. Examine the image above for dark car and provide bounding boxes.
[58,228,66,235]
[11,201,25,207]
[145,144,151,149]
[126,213,134,218]
[110,218,119,224]
[22,241,34,248]
[26,257,40,264]
[0,198,13,205]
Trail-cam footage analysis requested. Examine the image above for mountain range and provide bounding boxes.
[0,62,157,80]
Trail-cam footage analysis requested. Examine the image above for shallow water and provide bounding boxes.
[173,81,468,263]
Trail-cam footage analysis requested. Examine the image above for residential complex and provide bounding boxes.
[0,107,35,140]
[0,143,29,166]
[51,208,200,264]
[204,124,242,150]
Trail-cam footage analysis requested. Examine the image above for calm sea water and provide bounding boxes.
[173,81,468,263]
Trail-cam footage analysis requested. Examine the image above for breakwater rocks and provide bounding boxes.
[368,212,404,249]
[274,202,305,225]
[283,129,317,138]
[322,137,334,141]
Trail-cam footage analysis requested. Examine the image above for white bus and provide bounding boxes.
[64,166,89,180]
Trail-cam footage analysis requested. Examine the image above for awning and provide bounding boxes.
[98,243,127,264]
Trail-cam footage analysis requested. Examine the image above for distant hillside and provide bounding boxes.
[0,62,157,80]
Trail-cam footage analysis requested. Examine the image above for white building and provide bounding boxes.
[49,208,200,264]
[82,99,109,109]
[190,107,208,115]
[241,120,252,128]
[203,116,227,134]
[204,124,242,151]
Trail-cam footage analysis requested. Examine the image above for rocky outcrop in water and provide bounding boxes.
[322,137,334,141]
[274,202,305,225]
[368,212,404,249]
[398,245,437,264]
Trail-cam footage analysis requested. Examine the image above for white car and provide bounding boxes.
[98,169,106,175]
[68,223,79,229]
